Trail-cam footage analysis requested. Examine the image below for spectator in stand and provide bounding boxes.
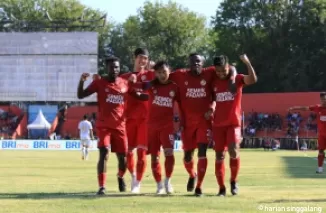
[301,141,308,151]
[245,111,282,135]
[286,111,302,137]
[306,112,318,133]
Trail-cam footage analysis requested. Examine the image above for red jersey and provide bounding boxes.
[212,74,245,127]
[169,67,215,127]
[309,105,326,136]
[85,77,132,130]
[147,82,180,129]
[121,71,155,120]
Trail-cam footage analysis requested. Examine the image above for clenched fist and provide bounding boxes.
[240,54,251,65]
[128,74,137,83]
[80,73,90,82]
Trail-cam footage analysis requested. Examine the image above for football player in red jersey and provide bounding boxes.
[142,61,180,194]
[289,92,326,174]
[211,54,257,196]
[121,48,155,193]
[77,56,148,195]
[167,53,237,196]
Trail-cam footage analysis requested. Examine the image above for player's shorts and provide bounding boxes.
[148,125,175,156]
[181,121,212,151]
[126,118,147,150]
[318,134,326,150]
[97,127,127,153]
[80,139,91,147]
[213,126,242,152]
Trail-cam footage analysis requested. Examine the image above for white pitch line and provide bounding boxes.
[303,152,326,164]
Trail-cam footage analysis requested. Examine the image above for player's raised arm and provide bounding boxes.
[289,106,310,111]
[240,54,258,85]
[77,73,96,99]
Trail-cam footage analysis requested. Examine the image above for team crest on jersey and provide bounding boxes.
[185,81,188,85]
[200,79,206,86]
[169,90,175,97]
[141,75,146,81]
[105,88,109,92]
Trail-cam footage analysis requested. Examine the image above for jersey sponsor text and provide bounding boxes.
[186,88,206,98]
[152,96,173,108]
[106,94,124,104]
[215,92,234,102]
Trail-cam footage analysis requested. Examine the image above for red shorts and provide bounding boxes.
[126,119,148,150]
[182,121,212,151]
[148,125,174,155]
[97,127,127,153]
[318,134,326,150]
[213,126,242,152]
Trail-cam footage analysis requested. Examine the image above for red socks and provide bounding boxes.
[184,159,196,178]
[318,153,325,167]
[136,149,147,181]
[215,157,239,189]
[151,160,162,182]
[152,155,175,183]
[215,160,225,189]
[127,151,135,175]
[196,157,207,189]
[165,155,175,178]
[230,157,240,182]
[98,173,106,188]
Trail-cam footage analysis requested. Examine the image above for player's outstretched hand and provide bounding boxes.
[80,73,90,82]
[128,74,137,83]
[240,54,251,65]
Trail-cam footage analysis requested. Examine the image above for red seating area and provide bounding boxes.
[242,92,320,138]
[0,105,27,139]
[53,92,321,139]
[60,106,97,138]
[244,112,318,138]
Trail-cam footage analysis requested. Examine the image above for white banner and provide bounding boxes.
[0,140,98,150]
[0,140,183,151]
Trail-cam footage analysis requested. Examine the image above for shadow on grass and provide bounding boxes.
[0,192,150,200]
[261,199,326,203]
[281,156,326,179]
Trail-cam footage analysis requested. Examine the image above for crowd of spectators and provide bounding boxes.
[244,111,318,137]
[245,112,282,136]
[0,108,22,138]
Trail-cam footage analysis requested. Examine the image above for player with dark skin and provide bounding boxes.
[77,57,148,194]
[169,53,235,196]
[184,54,210,191]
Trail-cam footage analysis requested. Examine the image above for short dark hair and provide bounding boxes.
[134,48,149,57]
[83,114,88,120]
[153,60,169,71]
[214,55,229,66]
[320,92,326,97]
[189,53,201,58]
[105,56,120,65]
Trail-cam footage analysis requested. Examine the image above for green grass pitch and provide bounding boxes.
[0,149,325,213]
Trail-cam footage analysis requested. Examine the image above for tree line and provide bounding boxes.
[1,0,325,93]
